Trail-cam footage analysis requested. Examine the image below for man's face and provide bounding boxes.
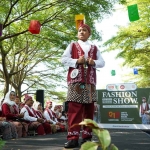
[58,107,62,112]
[48,103,52,109]
[26,98,34,107]
[77,27,90,41]
[142,98,146,103]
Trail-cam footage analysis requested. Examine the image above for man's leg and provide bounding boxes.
[67,102,83,140]
[65,102,83,148]
[82,102,94,142]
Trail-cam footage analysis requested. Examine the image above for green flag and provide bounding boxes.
[111,70,116,76]
[127,4,140,22]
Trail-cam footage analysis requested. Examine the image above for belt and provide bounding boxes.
[80,83,85,89]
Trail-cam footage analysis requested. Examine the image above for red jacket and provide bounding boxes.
[2,103,18,120]
[67,42,97,85]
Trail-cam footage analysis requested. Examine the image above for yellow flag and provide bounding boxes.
[75,14,85,29]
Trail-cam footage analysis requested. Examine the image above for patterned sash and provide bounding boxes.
[13,105,19,114]
[45,108,55,121]
[24,106,37,118]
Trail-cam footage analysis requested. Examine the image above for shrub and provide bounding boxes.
[78,119,118,150]
[0,138,5,149]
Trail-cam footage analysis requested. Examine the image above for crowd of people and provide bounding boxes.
[0,91,68,140]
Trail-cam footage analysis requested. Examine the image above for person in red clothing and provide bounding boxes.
[2,91,28,138]
[44,100,65,132]
[0,98,4,116]
[20,94,51,135]
[0,117,18,140]
[61,23,105,148]
[14,96,24,113]
[32,101,52,134]
[139,97,150,124]
[54,105,68,131]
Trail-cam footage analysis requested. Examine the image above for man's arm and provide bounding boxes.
[93,48,105,68]
[20,107,37,122]
[61,43,78,68]
[43,111,57,124]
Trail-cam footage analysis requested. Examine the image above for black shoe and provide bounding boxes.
[81,138,91,144]
[64,140,79,148]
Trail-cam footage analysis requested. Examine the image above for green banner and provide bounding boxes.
[97,88,150,129]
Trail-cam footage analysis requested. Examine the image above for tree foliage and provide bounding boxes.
[103,0,150,88]
[0,0,122,100]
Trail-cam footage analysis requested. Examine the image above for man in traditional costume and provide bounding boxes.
[61,23,105,148]
[20,94,51,135]
[44,100,65,133]
[139,97,150,124]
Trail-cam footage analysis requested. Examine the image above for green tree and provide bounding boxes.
[0,0,123,99]
[103,0,150,87]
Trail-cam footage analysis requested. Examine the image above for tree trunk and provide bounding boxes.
[0,43,10,96]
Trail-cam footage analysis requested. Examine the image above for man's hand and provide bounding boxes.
[18,113,24,118]
[56,122,63,126]
[46,120,53,124]
[87,57,95,66]
[0,117,6,121]
[46,120,50,123]
[37,118,44,123]
[77,55,85,65]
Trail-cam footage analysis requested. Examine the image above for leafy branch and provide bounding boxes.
[72,119,118,150]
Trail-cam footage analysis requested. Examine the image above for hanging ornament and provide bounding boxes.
[127,4,140,22]
[75,14,85,30]
[0,24,3,36]
[133,68,138,75]
[28,20,41,34]
[111,70,116,76]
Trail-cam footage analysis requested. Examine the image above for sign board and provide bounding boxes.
[97,85,150,129]
[106,83,137,91]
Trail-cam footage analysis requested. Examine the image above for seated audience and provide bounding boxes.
[44,100,65,132]
[32,101,52,134]
[2,91,28,138]
[20,94,51,135]
[54,105,61,118]
[14,96,23,113]
[54,106,68,131]
[60,110,68,122]
[0,117,18,140]
[0,99,4,116]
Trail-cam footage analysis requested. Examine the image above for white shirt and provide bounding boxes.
[43,109,58,125]
[139,103,149,117]
[61,40,105,68]
[20,105,37,122]
[142,103,146,109]
[60,115,68,121]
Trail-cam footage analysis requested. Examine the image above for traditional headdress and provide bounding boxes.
[3,91,16,106]
[24,94,32,103]
[45,100,52,108]
[78,23,91,33]
[33,101,41,111]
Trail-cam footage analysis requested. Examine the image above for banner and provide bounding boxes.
[97,87,150,129]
